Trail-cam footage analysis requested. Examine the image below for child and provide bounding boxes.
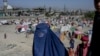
[75,35,90,56]
[68,47,75,56]
[69,37,75,49]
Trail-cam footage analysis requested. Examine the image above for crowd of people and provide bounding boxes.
[32,19,93,56]
[0,16,93,56]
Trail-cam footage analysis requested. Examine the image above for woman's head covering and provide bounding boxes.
[33,23,68,56]
[81,35,89,41]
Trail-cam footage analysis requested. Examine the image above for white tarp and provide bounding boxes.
[60,25,70,33]
[21,28,26,32]
[0,20,8,24]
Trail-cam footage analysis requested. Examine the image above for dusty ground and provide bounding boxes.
[0,25,33,56]
[0,24,88,56]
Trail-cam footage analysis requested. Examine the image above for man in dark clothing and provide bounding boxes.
[32,23,69,56]
[88,0,100,56]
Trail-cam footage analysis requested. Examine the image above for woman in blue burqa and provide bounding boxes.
[32,23,69,56]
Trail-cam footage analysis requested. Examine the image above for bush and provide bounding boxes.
[84,11,95,19]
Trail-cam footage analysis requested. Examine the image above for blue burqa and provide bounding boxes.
[33,23,69,56]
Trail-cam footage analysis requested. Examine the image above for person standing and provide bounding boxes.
[15,23,22,33]
[88,30,92,45]
[32,23,69,56]
[68,47,75,56]
[88,0,100,56]
[75,35,90,56]
[69,37,75,49]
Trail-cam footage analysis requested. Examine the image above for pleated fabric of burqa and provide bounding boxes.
[33,23,69,56]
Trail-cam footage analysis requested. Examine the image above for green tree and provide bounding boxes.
[45,11,56,17]
[59,12,67,15]
[45,12,50,17]
[84,11,95,19]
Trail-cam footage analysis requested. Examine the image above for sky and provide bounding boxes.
[0,0,95,10]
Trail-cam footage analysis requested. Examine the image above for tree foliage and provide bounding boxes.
[45,12,56,17]
[84,11,95,19]
[45,12,50,17]
[59,12,67,15]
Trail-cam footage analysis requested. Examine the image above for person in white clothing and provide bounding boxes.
[88,30,92,45]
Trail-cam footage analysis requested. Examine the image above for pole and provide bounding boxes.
[3,0,7,16]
